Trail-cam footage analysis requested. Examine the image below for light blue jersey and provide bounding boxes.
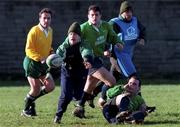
[111,16,139,56]
[110,16,140,77]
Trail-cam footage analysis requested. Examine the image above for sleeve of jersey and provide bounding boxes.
[137,19,146,41]
[107,23,124,45]
[80,40,94,64]
[25,30,42,61]
[108,20,121,34]
[56,38,69,59]
[136,95,146,107]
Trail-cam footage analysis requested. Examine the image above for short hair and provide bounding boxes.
[39,8,53,17]
[129,75,141,87]
[88,5,101,14]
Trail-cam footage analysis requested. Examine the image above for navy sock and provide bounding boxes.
[24,94,36,111]
[93,82,104,97]
[118,96,130,112]
[79,92,91,106]
[35,88,48,100]
[101,85,110,100]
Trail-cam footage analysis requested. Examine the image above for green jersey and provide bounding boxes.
[56,38,93,59]
[107,84,145,112]
[81,21,123,57]
[128,95,145,112]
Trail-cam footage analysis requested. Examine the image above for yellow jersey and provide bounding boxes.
[25,24,53,61]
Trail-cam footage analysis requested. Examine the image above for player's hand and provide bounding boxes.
[104,50,111,57]
[115,43,123,50]
[41,58,46,64]
[83,61,92,69]
[138,39,145,46]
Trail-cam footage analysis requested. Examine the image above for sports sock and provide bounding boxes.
[24,94,36,111]
[35,88,48,100]
[93,82,104,97]
[101,85,110,100]
[118,96,130,112]
[138,92,142,96]
[79,92,92,106]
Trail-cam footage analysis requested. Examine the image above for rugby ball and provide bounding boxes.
[46,54,63,68]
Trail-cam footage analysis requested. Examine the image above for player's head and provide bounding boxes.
[125,76,141,94]
[39,8,53,29]
[68,22,81,45]
[88,5,102,26]
[119,1,133,21]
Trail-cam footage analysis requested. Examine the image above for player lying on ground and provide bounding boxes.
[102,76,155,124]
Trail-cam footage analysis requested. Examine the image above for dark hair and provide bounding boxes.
[39,8,53,17]
[129,75,141,87]
[88,5,101,14]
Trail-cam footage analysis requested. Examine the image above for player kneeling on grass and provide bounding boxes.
[21,8,55,117]
[102,76,155,124]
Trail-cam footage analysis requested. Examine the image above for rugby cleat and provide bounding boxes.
[54,116,61,124]
[21,110,34,118]
[72,104,86,118]
[87,99,95,108]
[116,111,131,123]
[29,102,37,116]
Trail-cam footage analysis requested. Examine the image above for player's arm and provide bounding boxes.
[25,30,42,61]
[56,38,70,59]
[109,20,122,34]
[80,40,94,69]
[137,19,146,46]
[106,23,124,54]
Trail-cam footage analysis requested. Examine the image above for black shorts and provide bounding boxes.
[88,57,103,75]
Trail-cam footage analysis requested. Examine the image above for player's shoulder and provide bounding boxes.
[80,21,89,29]
[29,25,40,33]
[101,20,112,29]
[48,26,53,32]
[132,16,137,19]
[133,95,145,102]
[31,25,39,30]
[101,20,109,25]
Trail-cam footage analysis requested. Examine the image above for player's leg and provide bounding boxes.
[73,57,116,111]
[79,75,99,107]
[92,67,116,107]
[73,68,88,101]
[102,99,119,124]
[87,81,104,108]
[125,111,146,124]
[39,74,55,95]
[22,56,55,117]
[90,57,121,108]
[22,77,41,117]
[116,95,131,123]
[110,57,122,81]
[54,68,73,123]
[72,75,99,118]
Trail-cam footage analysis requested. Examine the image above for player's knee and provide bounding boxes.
[48,84,55,92]
[45,81,55,92]
[30,88,41,96]
[108,79,116,87]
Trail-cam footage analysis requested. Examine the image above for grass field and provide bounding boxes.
[0,80,180,127]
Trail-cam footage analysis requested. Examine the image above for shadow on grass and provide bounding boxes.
[145,112,180,125]
[145,120,180,125]
[0,79,60,87]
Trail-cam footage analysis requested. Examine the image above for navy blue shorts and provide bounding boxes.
[88,57,103,75]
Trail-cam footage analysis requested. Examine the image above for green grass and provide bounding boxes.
[0,80,180,127]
